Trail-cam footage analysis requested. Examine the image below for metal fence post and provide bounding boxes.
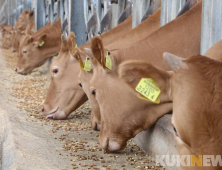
[161,0,186,26]
[111,0,118,28]
[36,0,46,30]
[132,0,151,28]
[70,0,87,45]
[201,0,222,54]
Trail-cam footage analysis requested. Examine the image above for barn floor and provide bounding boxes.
[0,49,165,170]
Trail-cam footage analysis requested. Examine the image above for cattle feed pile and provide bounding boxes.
[0,49,163,170]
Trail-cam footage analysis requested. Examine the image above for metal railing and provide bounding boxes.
[1,0,220,54]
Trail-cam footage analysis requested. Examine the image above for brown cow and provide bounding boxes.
[1,25,13,49]
[42,33,88,119]
[78,1,199,132]
[14,10,34,31]
[15,18,61,74]
[77,9,161,130]
[41,16,134,127]
[86,1,202,152]
[120,52,222,169]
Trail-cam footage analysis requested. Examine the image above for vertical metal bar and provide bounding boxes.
[70,0,87,45]
[37,0,46,30]
[201,0,222,54]
[133,0,150,28]
[142,0,150,16]
[53,1,58,21]
[111,2,118,28]
[118,0,126,16]
[96,0,102,34]
[132,0,142,28]
[60,0,64,24]
[161,0,186,26]
[50,0,54,22]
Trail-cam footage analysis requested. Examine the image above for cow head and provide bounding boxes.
[88,37,172,152]
[41,33,88,120]
[76,48,101,130]
[15,33,48,74]
[120,53,222,162]
[12,23,35,53]
[14,10,34,31]
[15,21,59,74]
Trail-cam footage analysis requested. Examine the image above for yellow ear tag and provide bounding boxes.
[105,51,112,70]
[84,56,91,72]
[75,44,78,49]
[78,59,84,70]
[135,78,161,104]
[39,40,45,47]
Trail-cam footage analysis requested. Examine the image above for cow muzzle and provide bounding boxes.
[41,106,67,120]
[15,67,26,75]
[100,137,125,153]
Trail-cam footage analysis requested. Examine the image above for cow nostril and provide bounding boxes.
[41,106,44,112]
[15,68,17,72]
[92,90,96,96]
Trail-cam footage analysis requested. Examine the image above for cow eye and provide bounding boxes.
[23,50,27,54]
[92,89,96,96]
[173,126,178,136]
[79,83,82,87]
[53,68,59,74]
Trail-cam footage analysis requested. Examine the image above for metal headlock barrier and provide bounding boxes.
[0,0,221,53]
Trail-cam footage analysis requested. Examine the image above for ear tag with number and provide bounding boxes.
[84,56,91,72]
[75,44,78,49]
[105,51,112,70]
[39,40,45,47]
[135,78,161,104]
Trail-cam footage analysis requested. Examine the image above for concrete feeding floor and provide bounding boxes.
[0,49,165,170]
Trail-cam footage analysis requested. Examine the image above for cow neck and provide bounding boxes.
[41,45,60,59]
[107,8,161,50]
[100,15,132,46]
[115,1,202,70]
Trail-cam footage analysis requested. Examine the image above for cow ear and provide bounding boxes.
[119,60,172,95]
[24,10,29,14]
[37,34,47,47]
[61,34,68,51]
[29,11,34,17]
[67,32,76,53]
[163,52,187,72]
[26,36,33,44]
[91,36,106,68]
